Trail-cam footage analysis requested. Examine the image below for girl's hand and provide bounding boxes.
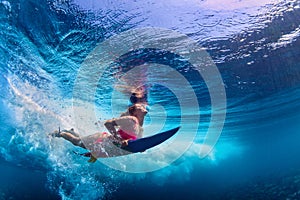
[121,139,129,147]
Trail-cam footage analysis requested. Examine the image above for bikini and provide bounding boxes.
[117,129,137,140]
[94,126,139,144]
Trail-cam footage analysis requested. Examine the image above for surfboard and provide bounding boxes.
[122,126,180,153]
[74,126,180,160]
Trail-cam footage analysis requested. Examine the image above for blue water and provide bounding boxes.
[1,0,300,199]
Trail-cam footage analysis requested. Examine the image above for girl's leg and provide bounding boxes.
[58,131,85,149]
[62,128,80,137]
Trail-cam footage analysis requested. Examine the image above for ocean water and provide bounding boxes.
[1,0,300,199]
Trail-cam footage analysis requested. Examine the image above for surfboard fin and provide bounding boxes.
[88,155,97,163]
[73,151,97,163]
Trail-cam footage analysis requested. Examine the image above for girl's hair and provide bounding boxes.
[130,92,148,104]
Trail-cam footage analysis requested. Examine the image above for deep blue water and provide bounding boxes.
[1,0,300,199]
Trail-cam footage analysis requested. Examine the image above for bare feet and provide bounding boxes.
[49,130,61,137]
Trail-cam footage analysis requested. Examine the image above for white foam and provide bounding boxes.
[7,76,76,129]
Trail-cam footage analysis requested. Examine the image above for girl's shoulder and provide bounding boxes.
[116,115,138,124]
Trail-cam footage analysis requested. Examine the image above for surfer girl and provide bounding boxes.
[51,103,148,158]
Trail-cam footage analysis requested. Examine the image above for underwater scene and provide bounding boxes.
[1,0,300,199]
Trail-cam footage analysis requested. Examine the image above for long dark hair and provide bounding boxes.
[130,92,148,104]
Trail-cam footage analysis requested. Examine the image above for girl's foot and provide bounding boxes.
[49,129,61,137]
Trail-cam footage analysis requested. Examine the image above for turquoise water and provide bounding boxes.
[1,0,300,199]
